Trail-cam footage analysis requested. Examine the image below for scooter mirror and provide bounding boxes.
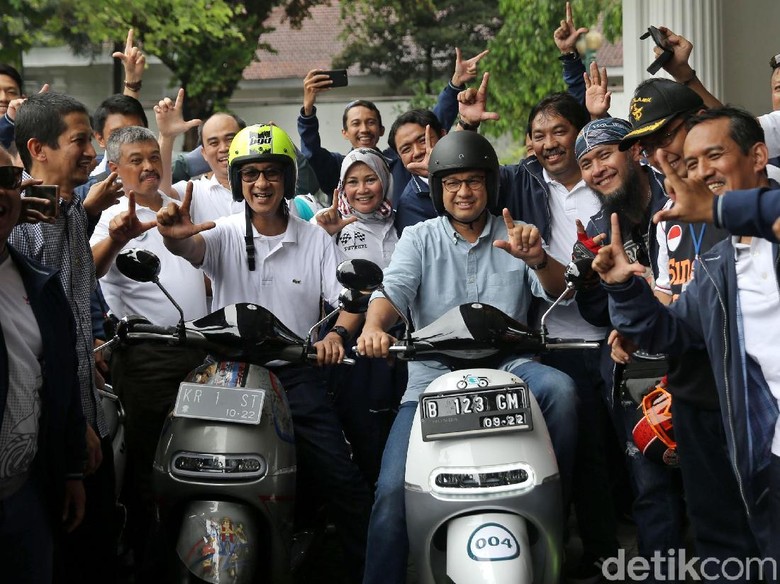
[116,248,162,283]
[336,259,384,292]
[339,288,371,314]
[564,257,595,290]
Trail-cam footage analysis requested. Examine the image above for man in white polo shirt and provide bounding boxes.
[157,123,371,583]
[89,125,209,577]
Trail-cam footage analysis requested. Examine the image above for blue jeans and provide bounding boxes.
[362,359,578,584]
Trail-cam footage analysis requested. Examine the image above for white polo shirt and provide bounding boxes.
[542,169,609,341]
[90,193,209,326]
[200,213,345,339]
[734,236,780,455]
[174,174,243,224]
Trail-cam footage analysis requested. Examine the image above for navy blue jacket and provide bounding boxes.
[297,82,462,201]
[0,113,14,151]
[716,187,780,243]
[604,239,780,555]
[575,165,669,328]
[1,247,86,510]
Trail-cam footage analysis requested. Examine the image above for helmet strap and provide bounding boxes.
[446,208,487,233]
[245,204,256,271]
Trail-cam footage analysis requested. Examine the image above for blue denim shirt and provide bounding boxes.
[374,213,553,401]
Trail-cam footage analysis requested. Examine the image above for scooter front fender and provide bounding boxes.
[174,500,279,584]
[446,513,532,584]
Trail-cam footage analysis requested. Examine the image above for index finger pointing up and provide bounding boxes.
[181,181,194,214]
[609,212,623,249]
[501,207,516,231]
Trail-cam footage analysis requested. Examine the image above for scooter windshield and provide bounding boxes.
[409,303,541,359]
[184,303,307,364]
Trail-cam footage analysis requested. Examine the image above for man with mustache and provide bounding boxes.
[89,125,210,577]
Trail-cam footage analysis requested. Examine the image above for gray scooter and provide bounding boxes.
[103,248,352,583]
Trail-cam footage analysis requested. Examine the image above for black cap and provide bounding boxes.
[619,78,703,151]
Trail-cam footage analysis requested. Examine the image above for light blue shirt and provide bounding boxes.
[374,213,554,402]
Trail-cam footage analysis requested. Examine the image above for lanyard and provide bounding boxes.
[689,223,707,259]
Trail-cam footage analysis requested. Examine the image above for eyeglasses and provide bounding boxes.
[441,176,486,193]
[238,167,283,183]
[639,119,686,156]
[0,166,23,190]
[771,53,780,69]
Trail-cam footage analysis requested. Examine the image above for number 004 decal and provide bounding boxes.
[466,523,520,561]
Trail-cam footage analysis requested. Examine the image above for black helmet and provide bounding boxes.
[428,131,500,215]
[228,124,298,202]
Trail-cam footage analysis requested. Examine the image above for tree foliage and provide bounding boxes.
[486,0,621,140]
[2,0,326,146]
[0,0,59,68]
[334,0,502,96]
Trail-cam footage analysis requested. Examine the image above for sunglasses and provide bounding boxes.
[0,166,23,190]
[771,53,780,69]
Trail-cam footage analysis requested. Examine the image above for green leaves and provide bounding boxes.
[486,0,621,140]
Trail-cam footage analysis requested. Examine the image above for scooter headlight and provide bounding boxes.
[431,463,534,496]
[171,452,266,480]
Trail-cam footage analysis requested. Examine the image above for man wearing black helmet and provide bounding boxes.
[157,123,372,582]
[356,130,578,584]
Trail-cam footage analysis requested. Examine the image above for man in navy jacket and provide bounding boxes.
[594,108,780,566]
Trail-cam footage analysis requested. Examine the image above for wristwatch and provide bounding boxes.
[558,51,580,63]
[329,325,351,343]
[528,251,548,271]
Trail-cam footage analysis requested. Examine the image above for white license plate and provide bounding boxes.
[173,383,265,425]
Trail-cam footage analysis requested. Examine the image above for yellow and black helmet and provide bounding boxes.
[228,124,298,202]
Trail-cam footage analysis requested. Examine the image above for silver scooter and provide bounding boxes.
[103,248,353,583]
[338,258,598,584]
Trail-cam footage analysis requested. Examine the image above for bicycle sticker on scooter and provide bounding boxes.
[466,523,520,561]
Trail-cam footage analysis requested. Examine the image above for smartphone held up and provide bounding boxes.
[26,184,60,219]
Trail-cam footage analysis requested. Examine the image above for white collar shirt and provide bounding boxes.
[200,214,345,339]
[90,193,209,326]
[542,168,608,340]
[174,174,243,225]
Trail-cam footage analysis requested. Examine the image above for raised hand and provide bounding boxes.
[108,191,157,245]
[553,1,588,54]
[314,191,358,236]
[112,29,145,93]
[573,218,606,256]
[452,47,490,87]
[83,172,123,217]
[156,181,216,240]
[493,208,546,265]
[154,88,201,139]
[457,72,500,127]
[653,150,715,224]
[592,212,646,284]
[405,124,435,177]
[303,69,334,116]
[584,61,611,119]
[654,26,694,81]
[6,83,49,121]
